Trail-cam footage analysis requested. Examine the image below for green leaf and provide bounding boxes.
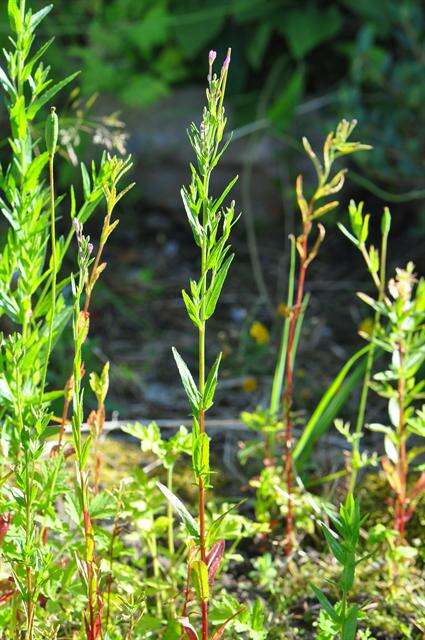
[157,482,199,539]
[247,23,273,70]
[338,222,359,247]
[280,7,342,59]
[211,176,239,216]
[7,0,20,32]
[311,585,338,620]
[80,162,91,198]
[90,491,116,519]
[203,353,222,410]
[294,345,370,464]
[206,501,245,546]
[0,376,13,403]
[191,560,209,602]
[27,71,80,120]
[205,255,234,319]
[322,524,346,564]
[182,289,200,328]
[30,5,53,31]
[0,65,15,96]
[172,347,201,413]
[80,434,92,470]
[192,432,210,480]
[173,10,225,58]
[268,68,304,132]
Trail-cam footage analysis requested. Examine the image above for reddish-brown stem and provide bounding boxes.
[201,601,208,640]
[198,408,208,639]
[282,222,310,555]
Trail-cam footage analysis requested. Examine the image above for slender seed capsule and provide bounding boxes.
[381,206,392,235]
[45,106,59,157]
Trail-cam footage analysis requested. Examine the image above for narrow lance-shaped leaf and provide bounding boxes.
[205,254,234,319]
[182,289,201,328]
[206,539,225,586]
[30,5,53,31]
[203,352,222,410]
[210,608,245,640]
[294,345,370,463]
[172,347,201,413]
[179,617,199,640]
[311,585,338,621]
[192,432,210,480]
[27,71,80,120]
[157,482,199,540]
[191,560,209,603]
[210,175,239,216]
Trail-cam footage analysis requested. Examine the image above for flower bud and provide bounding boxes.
[45,107,59,157]
[73,219,82,236]
[221,48,231,73]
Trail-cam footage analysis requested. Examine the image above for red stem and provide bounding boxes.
[198,408,208,639]
[282,224,309,555]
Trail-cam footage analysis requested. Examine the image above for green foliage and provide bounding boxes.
[361,262,425,536]
[313,495,363,640]
[0,3,424,640]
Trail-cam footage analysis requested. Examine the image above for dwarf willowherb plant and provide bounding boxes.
[67,157,133,640]
[359,262,425,539]
[277,122,371,554]
[338,202,391,490]
[313,494,364,640]
[0,2,133,637]
[158,49,243,640]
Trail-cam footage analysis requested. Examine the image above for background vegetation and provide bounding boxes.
[1,0,424,193]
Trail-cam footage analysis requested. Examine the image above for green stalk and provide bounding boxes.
[349,217,389,491]
[166,464,177,618]
[39,153,57,402]
[270,236,296,416]
[291,292,310,370]
[149,535,163,618]
[198,176,209,640]
[167,465,175,556]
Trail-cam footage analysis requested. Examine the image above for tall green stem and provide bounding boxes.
[40,155,57,401]
[167,465,175,556]
[349,220,389,491]
[270,238,296,417]
[395,340,407,538]
[198,176,209,640]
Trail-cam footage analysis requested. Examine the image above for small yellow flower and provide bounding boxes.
[277,303,289,318]
[250,321,270,345]
[242,376,258,393]
[358,317,374,338]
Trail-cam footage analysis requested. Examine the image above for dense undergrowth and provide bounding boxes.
[0,2,424,639]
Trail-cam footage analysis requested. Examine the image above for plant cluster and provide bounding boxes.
[0,2,424,640]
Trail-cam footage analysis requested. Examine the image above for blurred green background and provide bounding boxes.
[1,0,424,190]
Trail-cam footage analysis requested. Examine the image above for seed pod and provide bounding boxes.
[45,107,59,156]
[381,206,392,236]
